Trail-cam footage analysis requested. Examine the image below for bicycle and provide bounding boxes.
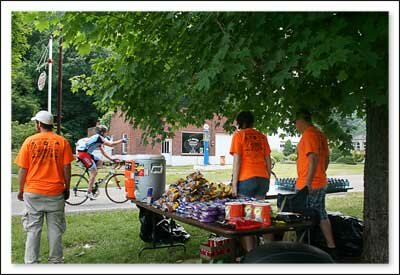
[66,160,128,205]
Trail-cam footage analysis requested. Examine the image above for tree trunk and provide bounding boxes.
[362,102,389,263]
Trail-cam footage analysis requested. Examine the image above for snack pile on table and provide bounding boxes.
[153,171,233,212]
[153,171,273,225]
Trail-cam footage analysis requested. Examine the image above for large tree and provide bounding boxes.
[32,12,388,262]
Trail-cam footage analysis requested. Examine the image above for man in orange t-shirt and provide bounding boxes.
[295,109,336,258]
[15,110,75,264]
[229,111,272,253]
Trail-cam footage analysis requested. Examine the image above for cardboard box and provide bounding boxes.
[199,237,234,262]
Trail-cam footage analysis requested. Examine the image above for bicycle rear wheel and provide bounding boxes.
[105,173,128,203]
[66,174,89,205]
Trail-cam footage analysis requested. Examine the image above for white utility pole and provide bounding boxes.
[48,35,53,113]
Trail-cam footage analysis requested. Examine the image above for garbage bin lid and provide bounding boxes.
[130,154,165,161]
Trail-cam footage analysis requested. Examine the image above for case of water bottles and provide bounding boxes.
[275,178,297,191]
[275,177,351,191]
[326,178,351,192]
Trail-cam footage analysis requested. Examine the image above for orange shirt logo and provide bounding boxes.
[15,132,75,196]
[230,128,271,181]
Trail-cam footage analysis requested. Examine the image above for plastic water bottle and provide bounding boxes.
[146,187,153,204]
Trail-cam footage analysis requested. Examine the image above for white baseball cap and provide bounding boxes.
[31,110,54,125]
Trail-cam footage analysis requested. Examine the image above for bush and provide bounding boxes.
[271,150,284,162]
[352,151,365,163]
[330,146,344,162]
[12,121,36,150]
[283,140,294,156]
[287,153,298,161]
[330,151,342,162]
[12,151,19,174]
[335,156,357,165]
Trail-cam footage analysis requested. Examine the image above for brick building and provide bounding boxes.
[89,110,234,166]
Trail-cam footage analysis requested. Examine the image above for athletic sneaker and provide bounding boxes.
[87,191,96,200]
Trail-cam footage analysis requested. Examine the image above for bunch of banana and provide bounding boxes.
[157,171,236,212]
[186,171,203,182]
[166,187,180,202]
[221,183,232,197]
[190,194,201,202]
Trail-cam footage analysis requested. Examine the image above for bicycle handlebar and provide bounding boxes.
[112,159,125,170]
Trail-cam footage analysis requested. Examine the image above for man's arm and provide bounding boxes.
[265,154,272,178]
[99,145,114,161]
[232,153,241,197]
[325,157,330,172]
[102,137,127,147]
[63,164,71,200]
[305,152,318,190]
[17,168,28,201]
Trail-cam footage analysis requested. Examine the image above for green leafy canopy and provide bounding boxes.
[32,12,387,148]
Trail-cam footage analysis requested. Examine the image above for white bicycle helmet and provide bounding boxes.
[95,125,108,135]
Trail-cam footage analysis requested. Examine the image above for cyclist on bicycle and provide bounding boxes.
[76,125,127,199]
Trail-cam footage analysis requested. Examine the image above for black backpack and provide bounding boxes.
[277,187,320,225]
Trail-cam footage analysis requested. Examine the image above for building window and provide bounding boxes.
[122,133,127,154]
[182,132,204,155]
[162,140,170,154]
[355,142,360,150]
[363,142,367,150]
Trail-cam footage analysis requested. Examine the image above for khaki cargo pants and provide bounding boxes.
[22,192,66,264]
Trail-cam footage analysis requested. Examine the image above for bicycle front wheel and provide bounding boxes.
[66,174,89,205]
[105,173,129,203]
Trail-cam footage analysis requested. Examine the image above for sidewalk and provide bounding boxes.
[11,174,363,216]
[11,192,138,216]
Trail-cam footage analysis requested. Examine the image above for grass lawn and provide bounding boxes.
[11,192,363,264]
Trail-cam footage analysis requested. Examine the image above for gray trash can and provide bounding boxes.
[132,154,166,202]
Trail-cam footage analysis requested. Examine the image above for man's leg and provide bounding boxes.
[78,152,97,194]
[87,156,98,194]
[22,193,45,264]
[240,236,257,252]
[308,188,336,255]
[45,194,66,263]
[96,159,103,169]
[318,191,336,248]
[320,218,335,248]
[87,169,97,193]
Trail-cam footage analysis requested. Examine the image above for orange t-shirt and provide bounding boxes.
[296,126,329,190]
[14,132,75,195]
[229,128,271,181]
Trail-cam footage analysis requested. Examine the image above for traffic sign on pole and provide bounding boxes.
[37,71,47,91]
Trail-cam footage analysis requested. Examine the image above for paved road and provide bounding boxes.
[11,174,363,216]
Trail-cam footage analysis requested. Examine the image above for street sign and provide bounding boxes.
[37,71,47,91]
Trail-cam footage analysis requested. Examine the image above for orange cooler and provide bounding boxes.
[225,202,243,220]
[124,160,136,199]
[252,203,271,226]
